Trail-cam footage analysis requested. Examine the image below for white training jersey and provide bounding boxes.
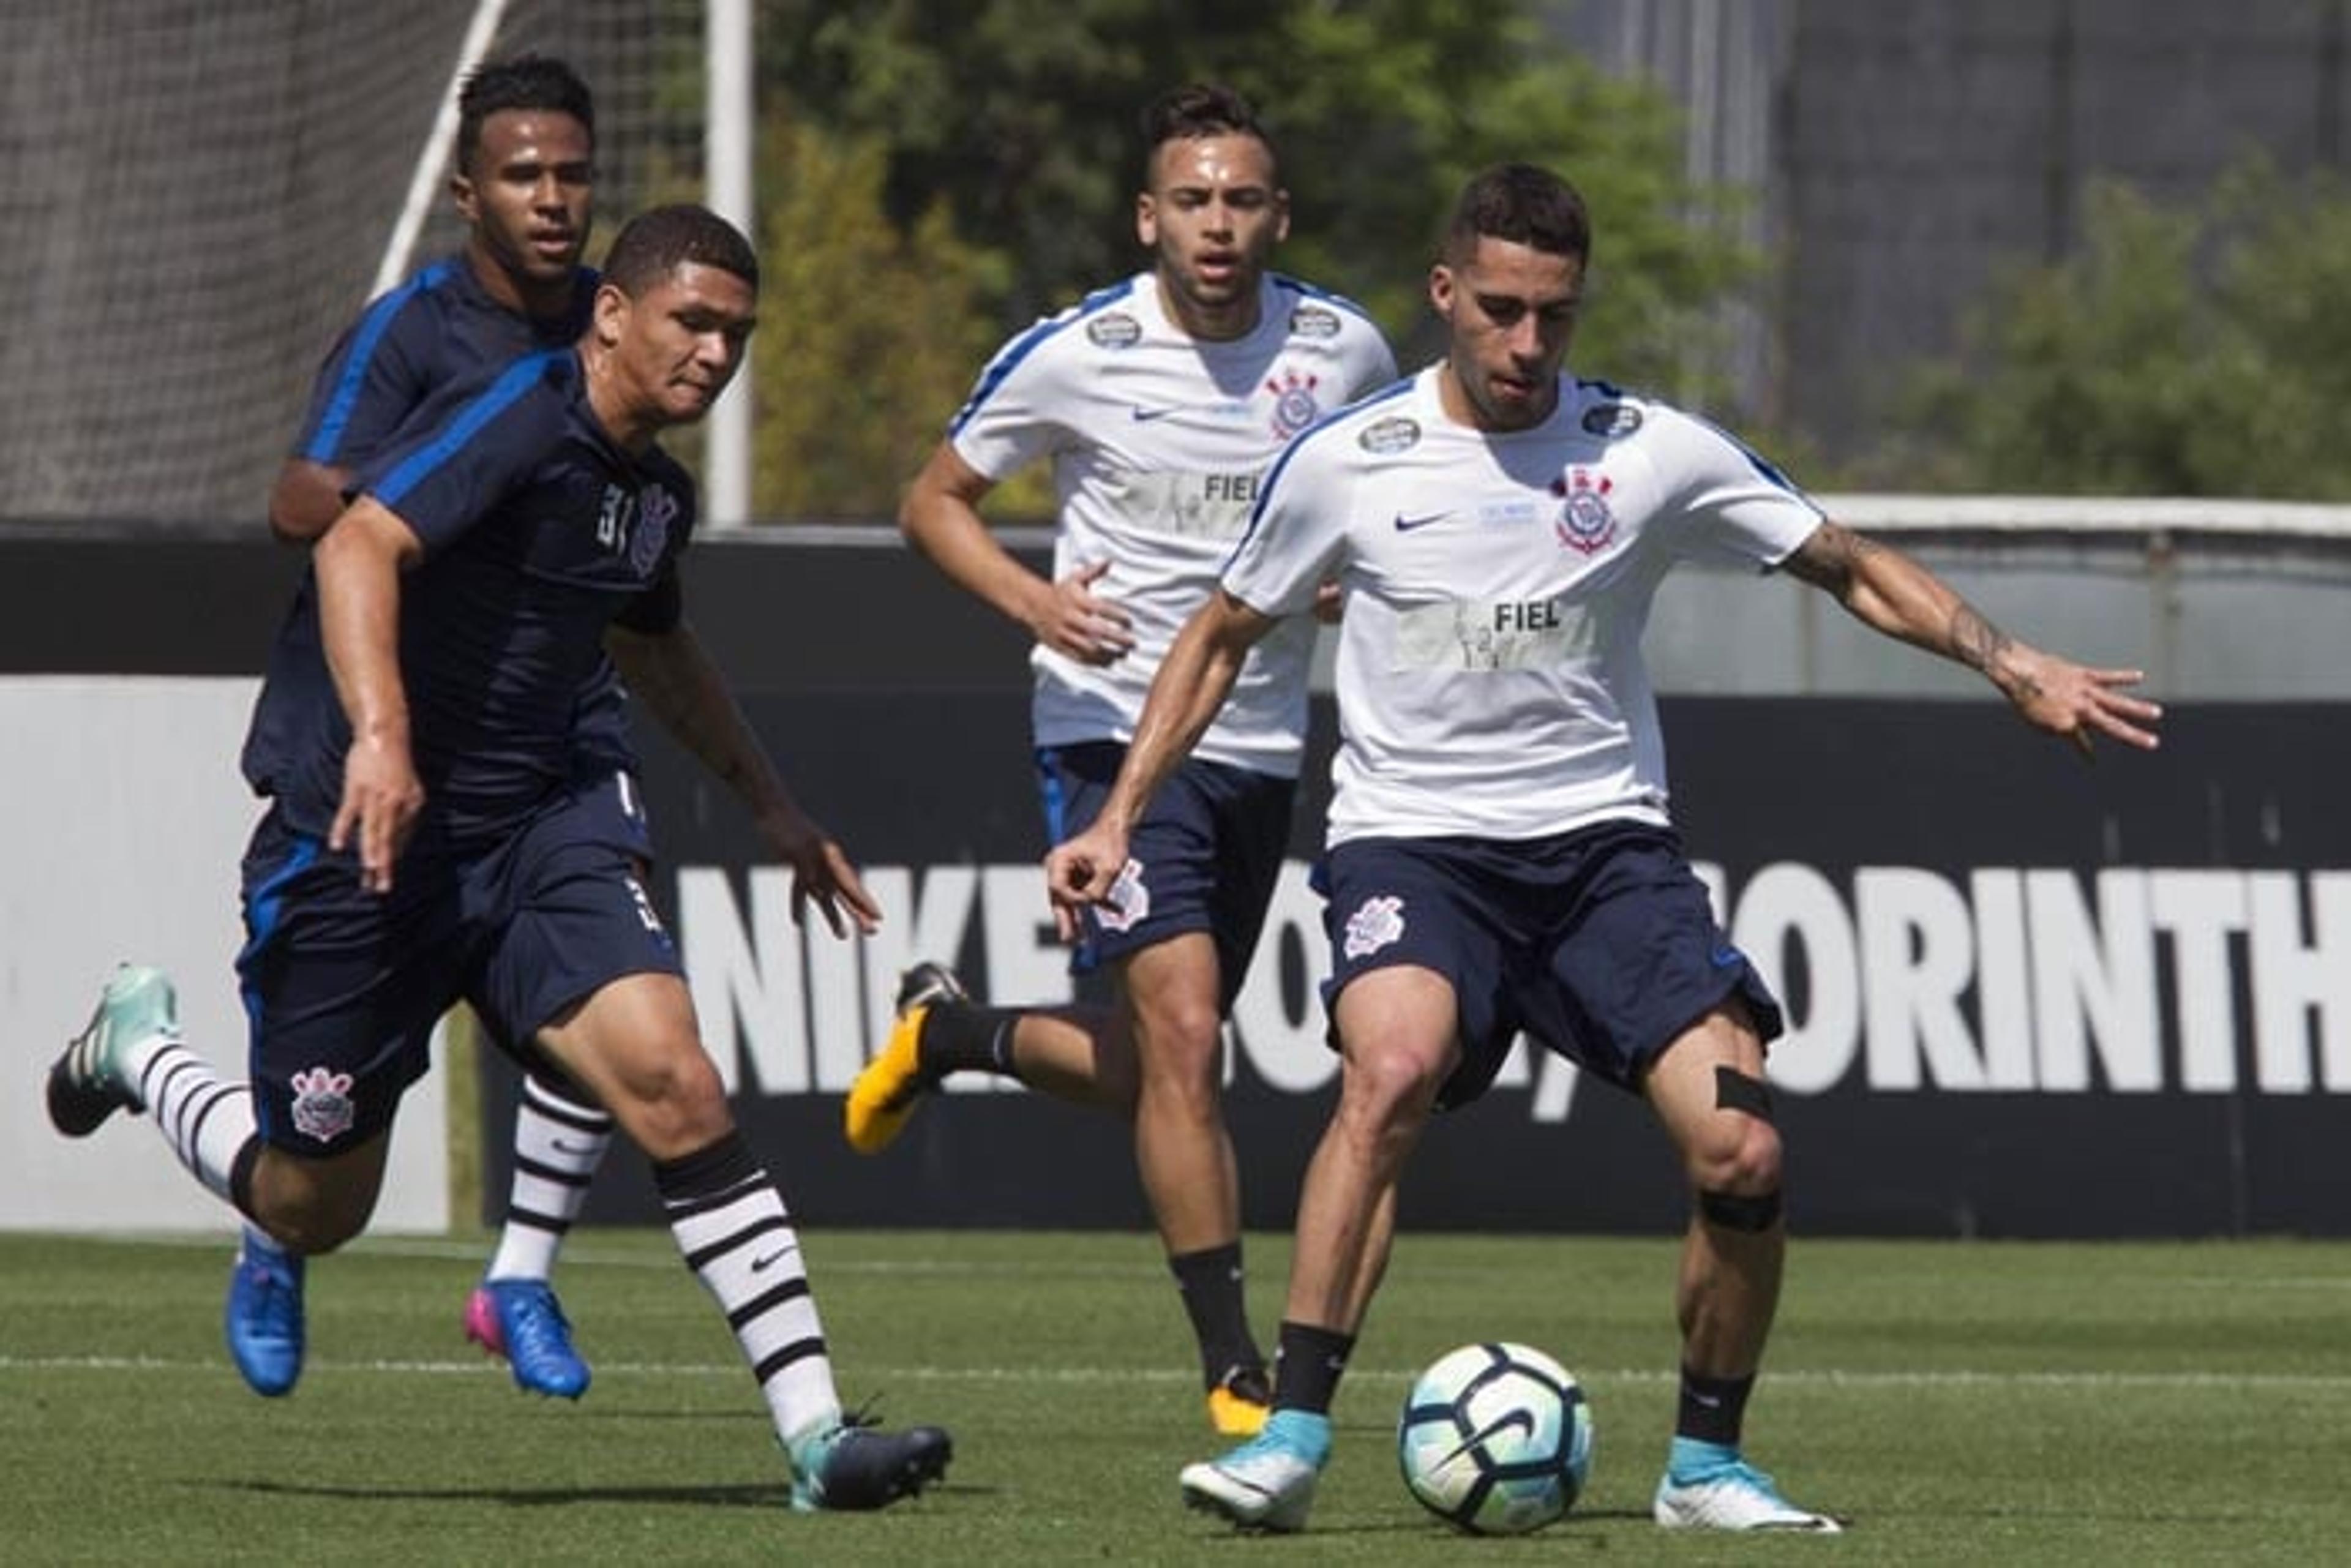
[1222,366,1824,844]
[948,269,1397,777]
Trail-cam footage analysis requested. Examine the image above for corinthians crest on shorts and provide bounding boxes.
[1094,858,1152,933]
[289,1064,358,1142]
[1343,894,1406,959]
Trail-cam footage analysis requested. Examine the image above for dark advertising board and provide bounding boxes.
[501,694,2349,1239]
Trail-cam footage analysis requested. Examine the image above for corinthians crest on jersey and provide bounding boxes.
[1218,367,1826,847]
[1265,367,1322,438]
[1551,467,1617,554]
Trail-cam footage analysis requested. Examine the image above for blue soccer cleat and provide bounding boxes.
[1653,1437,1842,1531]
[1179,1408,1332,1532]
[786,1412,953,1511]
[225,1230,306,1398]
[464,1278,591,1400]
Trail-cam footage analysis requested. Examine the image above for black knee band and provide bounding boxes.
[1714,1065,1775,1121]
[1699,1187,1783,1232]
[651,1130,761,1206]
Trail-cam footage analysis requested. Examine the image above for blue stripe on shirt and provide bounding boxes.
[301,259,459,462]
[1686,407,1818,508]
[948,278,1138,437]
[1222,375,1416,571]
[369,350,565,508]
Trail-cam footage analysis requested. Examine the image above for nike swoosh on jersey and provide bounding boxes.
[1393,511,1452,532]
[1129,405,1182,422]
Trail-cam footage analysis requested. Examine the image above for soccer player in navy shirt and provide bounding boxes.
[49,205,953,1510]
[260,54,629,1403]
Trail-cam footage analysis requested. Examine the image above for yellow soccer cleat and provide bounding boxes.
[843,962,966,1154]
[1206,1363,1272,1437]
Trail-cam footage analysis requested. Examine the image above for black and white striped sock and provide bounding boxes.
[484,1076,613,1281]
[654,1131,840,1444]
[138,1040,257,1207]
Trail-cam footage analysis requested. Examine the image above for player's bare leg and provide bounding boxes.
[1643,1007,1838,1532]
[1182,964,1449,1530]
[46,964,394,1398]
[1284,965,1452,1334]
[541,973,950,1510]
[999,1004,1138,1108]
[846,972,1132,1154]
[1122,932,1270,1433]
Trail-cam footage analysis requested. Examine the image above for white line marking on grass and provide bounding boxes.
[61,1233,1168,1278]
[6,1355,2350,1393]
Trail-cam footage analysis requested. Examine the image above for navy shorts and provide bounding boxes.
[568,760,654,870]
[1318,821,1783,1109]
[233,778,680,1155]
[1037,740,1294,1012]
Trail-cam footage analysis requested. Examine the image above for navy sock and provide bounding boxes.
[915,1002,1023,1080]
[1169,1242,1262,1387]
[1270,1320,1354,1416]
[1674,1364,1755,1446]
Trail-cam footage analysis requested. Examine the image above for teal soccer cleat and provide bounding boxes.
[1653,1438,1842,1532]
[46,964,178,1136]
[787,1414,953,1510]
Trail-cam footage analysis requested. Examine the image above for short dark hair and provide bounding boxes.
[456,54,595,174]
[601,204,759,296]
[1139,82,1277,185]
[1445,163,1592,266]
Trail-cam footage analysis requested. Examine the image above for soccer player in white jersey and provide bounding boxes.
[843,83,1397,1436]
[1046,163,2163,1532]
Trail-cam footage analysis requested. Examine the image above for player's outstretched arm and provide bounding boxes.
[900,441,1134,666]
[607,621,880,937]
[1044,588,1273,939]
[315,498,429,891]
[1779,520,2164,757]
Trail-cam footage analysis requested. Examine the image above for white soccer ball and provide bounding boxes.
[1397,1340,1594,1534]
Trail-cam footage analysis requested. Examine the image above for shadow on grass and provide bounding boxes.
[1180,1504,1656,1545]
[217,1477,999,1509]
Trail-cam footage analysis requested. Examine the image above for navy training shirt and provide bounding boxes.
[242,349,692,846]
[288,256,636,778]
[290,256,596,470]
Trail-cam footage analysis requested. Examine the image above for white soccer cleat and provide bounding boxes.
[1179,1411,1329,1532]
[1654,1454,1842,1532]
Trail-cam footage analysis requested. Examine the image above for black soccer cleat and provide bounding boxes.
[789,1417,954,1511]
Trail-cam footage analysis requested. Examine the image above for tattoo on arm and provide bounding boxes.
[1949,602,2036,698]
[1784,522,1879,592]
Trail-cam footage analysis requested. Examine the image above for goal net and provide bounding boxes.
[0,0,702,528]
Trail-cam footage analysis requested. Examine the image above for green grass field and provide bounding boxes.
[6,1229,2348,1564]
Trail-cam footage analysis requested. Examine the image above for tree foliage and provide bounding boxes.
[1901,159,2351,498]
[747,119,1004,518]
[757,1,1755,410]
